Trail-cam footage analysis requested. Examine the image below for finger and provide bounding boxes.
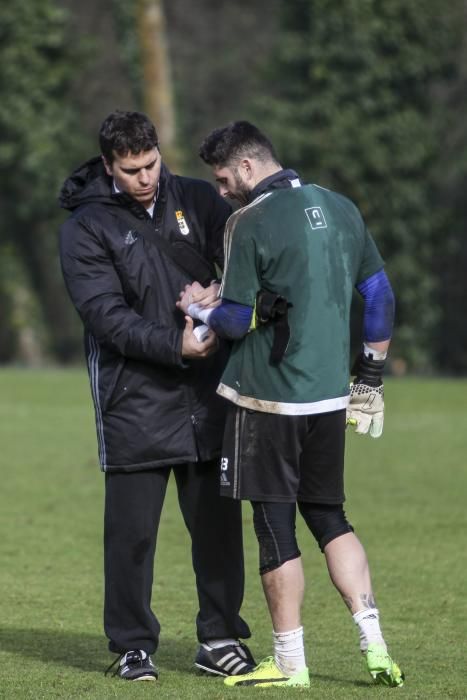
[348,410,372,435]
[355,413,372,435]
[346,409,359,426]
[369,413,384,438]
[192,288,212,302]
[200,329,216,344]
[197,331,217,350]
[184,315,194,331]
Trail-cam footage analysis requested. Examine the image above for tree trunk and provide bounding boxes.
[14,220,81,363]
[136,0,179,169]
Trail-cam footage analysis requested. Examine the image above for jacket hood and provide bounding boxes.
[59,156,115,211]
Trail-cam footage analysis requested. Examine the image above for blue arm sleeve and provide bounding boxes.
[356,269,395,342]
[209,299,253,340]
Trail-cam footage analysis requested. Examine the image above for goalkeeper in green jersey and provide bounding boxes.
[178,121,403,689]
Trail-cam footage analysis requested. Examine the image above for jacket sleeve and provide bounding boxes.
[59,217,186,368]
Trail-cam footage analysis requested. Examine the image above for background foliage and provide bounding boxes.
[0,0,466,372]
[256,0,464,371]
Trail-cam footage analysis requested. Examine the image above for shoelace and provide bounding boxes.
[255,656,275,670]
[104,653,124,677]
[105,650,153,678]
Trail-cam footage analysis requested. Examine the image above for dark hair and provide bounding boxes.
[199,121,279,167]
[99,110,158,163]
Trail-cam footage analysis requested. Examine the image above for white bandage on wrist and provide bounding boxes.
[363,343,387,361]
[193,324,210,342]
[187,302,214,325]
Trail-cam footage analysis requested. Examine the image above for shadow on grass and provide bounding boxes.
[0,628,371,688]
[0,627,106,673]
[0,627,198,675]
[311,672,370,688]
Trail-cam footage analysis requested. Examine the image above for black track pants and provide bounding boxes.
[104,460,250,654]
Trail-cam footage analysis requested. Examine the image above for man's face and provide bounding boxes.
[103,147,161,208]
[213,164,252,206]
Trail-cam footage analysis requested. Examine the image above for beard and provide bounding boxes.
[232,169,251,206]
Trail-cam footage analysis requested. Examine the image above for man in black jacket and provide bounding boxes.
[59,111,253,681]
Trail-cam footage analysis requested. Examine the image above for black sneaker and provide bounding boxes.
[105,649,158,681]
[195,642,256,677]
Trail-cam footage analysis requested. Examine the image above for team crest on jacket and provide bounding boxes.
[175,210,190,235]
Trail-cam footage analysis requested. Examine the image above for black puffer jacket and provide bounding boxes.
[59,157,231,471]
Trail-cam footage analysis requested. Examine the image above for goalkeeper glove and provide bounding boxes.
[347,347,386,438]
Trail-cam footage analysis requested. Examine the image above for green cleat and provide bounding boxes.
[365,643,404,687]
[224,656,310,688]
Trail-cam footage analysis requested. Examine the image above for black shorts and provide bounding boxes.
[220,406,346,504]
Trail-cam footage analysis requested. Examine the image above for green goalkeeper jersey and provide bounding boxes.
[218,183,384,415]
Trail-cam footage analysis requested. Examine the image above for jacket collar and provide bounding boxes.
[248,168,302,203]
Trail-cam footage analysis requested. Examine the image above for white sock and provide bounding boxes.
[273,626,307,675]
[203,638,238,650]
[353,608,386,652]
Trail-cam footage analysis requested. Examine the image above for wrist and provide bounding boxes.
[351,348,386,387]
[363,343,387,361]
[187,302,213,325]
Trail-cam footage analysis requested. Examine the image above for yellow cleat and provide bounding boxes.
[224,656,310,688]
[365,643,404,687]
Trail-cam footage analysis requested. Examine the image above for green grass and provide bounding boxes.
[0,370,466,698]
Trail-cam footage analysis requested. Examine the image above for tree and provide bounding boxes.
[164,0,280,176]
[432,1,467,372]
[136,0,179,169]
[0,0,147,363]
[0,0,86,361]
[255,0,462,371]
[1,0,466,370]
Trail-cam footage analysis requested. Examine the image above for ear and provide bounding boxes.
[239,158,254,181]
[102,155,113,176]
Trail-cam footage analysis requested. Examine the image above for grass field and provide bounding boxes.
[0,369,466,699]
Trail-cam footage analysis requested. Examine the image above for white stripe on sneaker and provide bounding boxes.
[217,651,236,667]
[224,657,247,673]
[230,660,249,674]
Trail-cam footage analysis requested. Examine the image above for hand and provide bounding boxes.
[177,281,221,316]
[181,316,218,358]
[346,382,384,438]
[192,281,221,309]
[177,284,195,315]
